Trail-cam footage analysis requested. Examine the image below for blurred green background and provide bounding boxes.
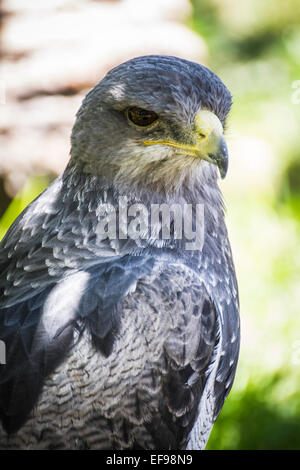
[189,0,300,449]
[1,0,300,450]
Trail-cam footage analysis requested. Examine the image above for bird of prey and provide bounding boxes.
[0,55,240,450]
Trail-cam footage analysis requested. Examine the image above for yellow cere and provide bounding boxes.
[143,109,223,164]
[194,109,223,139]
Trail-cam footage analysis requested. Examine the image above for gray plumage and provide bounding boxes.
[0,55,240,449]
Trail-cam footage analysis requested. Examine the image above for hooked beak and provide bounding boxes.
[194,109,228,179]
[143,109,229,179]
[208,134,228,179]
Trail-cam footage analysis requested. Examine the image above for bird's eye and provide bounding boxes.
[127,107,158,127]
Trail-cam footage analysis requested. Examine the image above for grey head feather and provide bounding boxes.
[70,54,232,196]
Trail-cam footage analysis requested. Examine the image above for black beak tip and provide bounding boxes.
[219,160,228,179]
[209,138,229,179]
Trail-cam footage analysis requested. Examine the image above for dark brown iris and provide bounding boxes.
[127,107,158,127]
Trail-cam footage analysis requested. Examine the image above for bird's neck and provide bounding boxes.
[59,162,225,258]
